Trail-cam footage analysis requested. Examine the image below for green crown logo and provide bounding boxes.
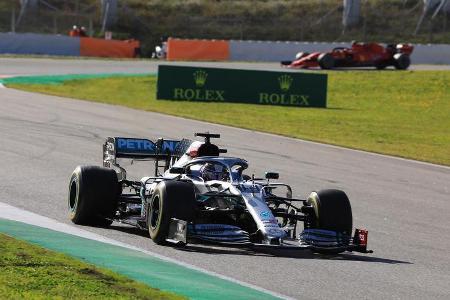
[193,70,208,87]
[278,74,293,92]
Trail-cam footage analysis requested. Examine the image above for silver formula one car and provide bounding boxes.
[68,133,372,254]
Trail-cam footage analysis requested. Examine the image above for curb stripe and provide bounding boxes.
[0,203,291,300]
[0,73,155,85]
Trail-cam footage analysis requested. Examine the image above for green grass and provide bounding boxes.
[0,234,184,299]
[8,70,450,166]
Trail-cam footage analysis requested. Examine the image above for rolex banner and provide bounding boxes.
[156,65,327,108]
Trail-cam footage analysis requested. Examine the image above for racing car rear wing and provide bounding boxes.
[103,137,192,179]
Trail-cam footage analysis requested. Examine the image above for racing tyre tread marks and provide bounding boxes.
[68,165,118,226]
[148,180,196,245]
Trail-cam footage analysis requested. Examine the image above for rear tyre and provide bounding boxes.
[318,53,335,69]
[148,181,196,245]
[307,189,352,236]
[394,53,410,70]
[68,166,118,226]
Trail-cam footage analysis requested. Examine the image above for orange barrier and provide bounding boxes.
[166,38,230,61]
[80,37,140,58]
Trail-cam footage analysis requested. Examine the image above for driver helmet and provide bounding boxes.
[200,163,228,181]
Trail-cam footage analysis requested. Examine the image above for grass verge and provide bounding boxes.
[0,233,184,299]
[8,70,450,166]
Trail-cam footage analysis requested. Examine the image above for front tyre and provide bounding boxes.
[68,166,118,226]
[394,53,411,70]
[318,53,335,69]
[307,189,352,236]
[148,181,196,245]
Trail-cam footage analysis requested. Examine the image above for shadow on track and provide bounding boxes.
[108,224,149,237]
[307,67,398,72]
[107,223,411,265]
[177,242,411,265]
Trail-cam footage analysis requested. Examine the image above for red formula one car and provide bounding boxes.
[281,42,414,70]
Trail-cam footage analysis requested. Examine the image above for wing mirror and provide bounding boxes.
[265,172,279,180]
[169,167,184,174]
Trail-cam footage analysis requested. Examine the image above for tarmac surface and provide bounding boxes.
[0,58,449,299]
[1,57,450,76]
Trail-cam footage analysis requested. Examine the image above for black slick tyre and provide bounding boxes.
[318,53,335,69]
[147,181,196,245]
[68,166,118,226]
[393,53,410,70]
[306,189,353,236]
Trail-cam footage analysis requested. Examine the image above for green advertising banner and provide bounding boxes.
[157,65,327,108]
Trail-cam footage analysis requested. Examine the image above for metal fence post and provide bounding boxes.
[11,5,16,33]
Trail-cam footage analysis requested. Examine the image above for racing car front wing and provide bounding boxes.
[166,218,373,254]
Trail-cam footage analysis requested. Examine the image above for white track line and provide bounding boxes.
[4,72,446,170]
[0,202,293,300]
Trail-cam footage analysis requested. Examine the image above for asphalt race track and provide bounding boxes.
[2,57,450,76]
[1,58,450,299]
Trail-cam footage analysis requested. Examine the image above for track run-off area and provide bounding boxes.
[0,57,450,299]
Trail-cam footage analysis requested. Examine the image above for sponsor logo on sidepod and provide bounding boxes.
[260,211,272,219]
